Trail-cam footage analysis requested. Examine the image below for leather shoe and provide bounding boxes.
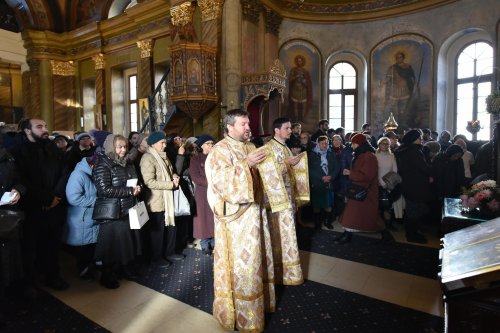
[166,254,185,261]
[152,258,171,268]
[333,231,352,243]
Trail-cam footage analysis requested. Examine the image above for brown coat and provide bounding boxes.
[340,151,385,232]
[140,150,176,217]
[189,153,214,239]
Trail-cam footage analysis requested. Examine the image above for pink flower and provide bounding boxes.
[467,198,479,209]
[487,199,499,211]
[474,190,490,202]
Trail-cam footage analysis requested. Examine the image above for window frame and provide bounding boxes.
[453,40,493,141]
[327,61,358,133]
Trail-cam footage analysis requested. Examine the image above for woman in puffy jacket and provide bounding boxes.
[92,134,142,289]
[65,155,99,279]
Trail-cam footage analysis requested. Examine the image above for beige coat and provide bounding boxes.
[140,151,176,217]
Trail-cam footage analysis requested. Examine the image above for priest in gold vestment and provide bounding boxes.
[260,117,308,286]
[205,110,275,332]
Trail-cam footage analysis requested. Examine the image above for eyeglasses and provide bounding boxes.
[380,142,390,146]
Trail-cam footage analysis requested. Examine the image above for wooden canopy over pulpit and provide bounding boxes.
[169,43,217,120]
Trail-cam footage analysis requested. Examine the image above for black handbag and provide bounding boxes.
[379,187,392,210]
[0,209,24,240]
[92,197,120,221]
[346,182,368,201]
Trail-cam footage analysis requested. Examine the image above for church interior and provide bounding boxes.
[1,0,500,332]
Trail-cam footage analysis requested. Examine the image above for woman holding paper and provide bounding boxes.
[140,131,180,268]
[92,134,141,289]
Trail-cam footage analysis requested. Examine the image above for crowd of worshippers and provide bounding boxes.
[0,116,496,298]
[0,119,215,295]
[276,119,496,244]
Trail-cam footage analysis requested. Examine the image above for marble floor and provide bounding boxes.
[46,221,443,332]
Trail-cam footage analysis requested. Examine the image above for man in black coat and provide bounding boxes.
[311,119,329,143]
[394,129,434,244]
[9,118,69,290]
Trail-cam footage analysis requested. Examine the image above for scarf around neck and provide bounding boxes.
[147,146,175,226]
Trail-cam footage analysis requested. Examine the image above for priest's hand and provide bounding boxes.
[287,155,301,166]
[247,150,267,167]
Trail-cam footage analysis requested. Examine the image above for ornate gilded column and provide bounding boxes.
[26,59,41,119]
[221,0,242,111]
[39,59,54,129]
[198,0,224,47]
[170,2,197,44]
[264,8,282,70]
[51,60,77,131]
[137,39,155,99]
[197,0,224,136]
[92,53,107,130]
[241,0,262,74]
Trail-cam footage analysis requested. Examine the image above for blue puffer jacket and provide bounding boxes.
[64,157,99,246]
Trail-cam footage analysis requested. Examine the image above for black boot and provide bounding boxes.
[333,231,352,243]
[380,229,395,242]
[405,218,428,244]
[385,219,398,232]
[323,211,333,230]
[314,212,323,229]
[100,267,119,289]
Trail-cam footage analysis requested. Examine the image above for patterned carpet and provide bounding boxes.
[0,220,443,333]
[296,227,440,279]
[135,248,443,332]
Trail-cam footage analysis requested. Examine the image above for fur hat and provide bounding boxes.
[195,134,214,147]
[350,133,367,146]
[147,131,166,145]
[401,129,421,144]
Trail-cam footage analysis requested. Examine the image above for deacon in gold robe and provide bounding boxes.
[205,109,275,333]
[259,117,308,286]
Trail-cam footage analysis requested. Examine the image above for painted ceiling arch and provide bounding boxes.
[0,0,458,33]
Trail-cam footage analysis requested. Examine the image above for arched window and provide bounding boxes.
[328,62,357,133]
[455,41,493,140]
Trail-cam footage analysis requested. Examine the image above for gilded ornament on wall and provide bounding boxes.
[50,60,76,76]
[170,2,195,26]
[137,39,153,58]
[197,0,224,22]
[92,53,105,70]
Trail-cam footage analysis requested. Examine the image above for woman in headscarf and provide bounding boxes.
[336,133,394,243]
[308,135,338,229]
[140,131,181,267]
[92,134,142,289]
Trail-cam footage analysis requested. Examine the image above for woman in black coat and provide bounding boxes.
[92,134,142,289]
[394,130,433,244]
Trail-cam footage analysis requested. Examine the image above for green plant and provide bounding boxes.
[486,90,500,115]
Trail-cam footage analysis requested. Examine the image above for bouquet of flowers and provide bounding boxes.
[466,120,481,134]
[460,180,499,214]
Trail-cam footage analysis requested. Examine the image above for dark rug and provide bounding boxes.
[265,281,443,333]
[0,289,109,333]
[136,248,443,332]
[296,227,439,279]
